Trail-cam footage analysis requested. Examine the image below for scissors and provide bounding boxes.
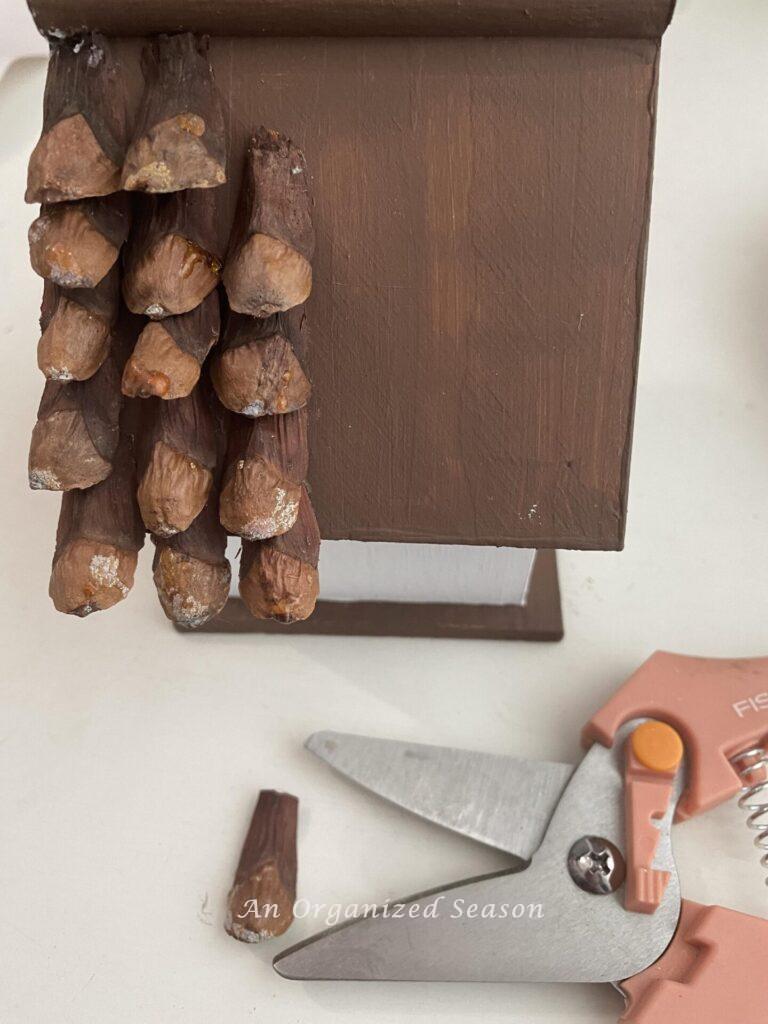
[274,652,768,1022]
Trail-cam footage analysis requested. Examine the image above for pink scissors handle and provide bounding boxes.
[619,900,768,1023]
[583,651,768,820]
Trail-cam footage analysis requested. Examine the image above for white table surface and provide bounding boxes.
[1,1,767,1020]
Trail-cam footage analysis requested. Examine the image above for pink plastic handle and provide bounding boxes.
[619,900,768,1023]
[583,652,768,820]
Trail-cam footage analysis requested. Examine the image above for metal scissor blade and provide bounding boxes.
[276,728,682,984]
[306,731,574,862]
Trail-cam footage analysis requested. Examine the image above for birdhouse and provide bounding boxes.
[24,0,677,639]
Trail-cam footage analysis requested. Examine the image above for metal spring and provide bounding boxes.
[731,746,768,886]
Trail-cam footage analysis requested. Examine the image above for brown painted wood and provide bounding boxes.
[211,306,311,417]
[219,408,308,541]
[223,128,315,317]
[28,315,132,491]
[49,400,145,617]
[26,33,127,203]
[193,549,562,641]
[225,791,298,943]
[152,489,232,629]
[121,34,226,193]
[122,190,225,319]
[28,1,675,39]
[105,35,662,551]
[136,384,218,536]
[239,485,321,623]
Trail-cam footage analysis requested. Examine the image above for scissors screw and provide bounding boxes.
[567,836,626,895]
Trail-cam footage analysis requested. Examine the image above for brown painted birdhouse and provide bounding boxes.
[24,0,677,638]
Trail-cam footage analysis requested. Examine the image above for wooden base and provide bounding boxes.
[187,550,563,641]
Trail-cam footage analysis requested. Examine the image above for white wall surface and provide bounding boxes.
[0,0,46,73]
[1,1,767,1022]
